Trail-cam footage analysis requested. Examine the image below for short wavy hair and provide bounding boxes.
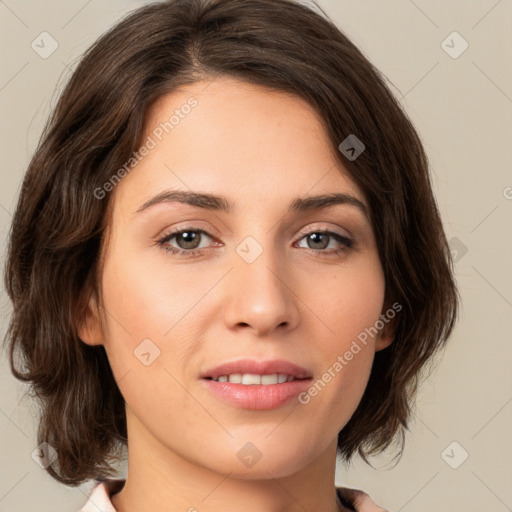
[3,0,459,485]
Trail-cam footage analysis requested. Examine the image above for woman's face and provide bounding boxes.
[81,76,394,479]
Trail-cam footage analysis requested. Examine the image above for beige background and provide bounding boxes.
[1,1,511,511]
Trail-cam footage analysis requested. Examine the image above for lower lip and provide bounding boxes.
[201,378,312,410]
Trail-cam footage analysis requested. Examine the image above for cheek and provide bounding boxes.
[98,250,203,436]
[298,255,384,420]
[97,248,173,385]
[310,254,386,349]
[98,245,212,405]
[100,244,206,346]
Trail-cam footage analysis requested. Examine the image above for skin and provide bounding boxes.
[79,76,395,512]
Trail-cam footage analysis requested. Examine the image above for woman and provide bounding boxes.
[3,0,459,511]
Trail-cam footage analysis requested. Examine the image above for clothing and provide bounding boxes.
[78,478,388,511]
[79,478,124,512]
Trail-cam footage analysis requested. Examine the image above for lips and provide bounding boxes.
[200,358,312,381]
[202,377,312,410]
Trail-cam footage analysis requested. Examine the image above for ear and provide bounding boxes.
[374,301,399,352]
[77,285,104,347]
[375,324,394,351]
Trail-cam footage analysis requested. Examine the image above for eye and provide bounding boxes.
[157,227,218,256]
[295,230,354,257]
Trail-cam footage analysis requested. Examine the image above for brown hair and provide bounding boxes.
[3,0,459,485]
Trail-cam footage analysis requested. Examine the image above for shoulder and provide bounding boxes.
[336,486,390,512]
[78,478,126,512]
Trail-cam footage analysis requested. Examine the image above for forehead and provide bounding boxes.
[111,76,366,218]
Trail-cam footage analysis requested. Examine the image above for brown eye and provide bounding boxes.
[296,230,354,257]
[158,228,216,256]
[174,231,202,250]
[305,232,329,250]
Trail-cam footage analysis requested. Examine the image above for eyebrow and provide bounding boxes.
[134,190,368,218]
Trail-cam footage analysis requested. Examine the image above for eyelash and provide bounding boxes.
[156,226,355,258]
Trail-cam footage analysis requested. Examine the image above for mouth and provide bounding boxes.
[200,359,313,410]
[204,373,304,384]
[200,358,312,381]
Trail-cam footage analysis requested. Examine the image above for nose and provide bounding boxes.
[223,242,300,337]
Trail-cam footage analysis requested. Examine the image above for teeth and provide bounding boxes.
[242,373,262,385]
[213,373,295,384]
[261,374,279,385]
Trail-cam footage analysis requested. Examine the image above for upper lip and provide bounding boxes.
[201,358,312,380]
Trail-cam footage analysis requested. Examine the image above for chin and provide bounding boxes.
[199,445,314,480]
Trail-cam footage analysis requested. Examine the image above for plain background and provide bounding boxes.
[0,1,511,511]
